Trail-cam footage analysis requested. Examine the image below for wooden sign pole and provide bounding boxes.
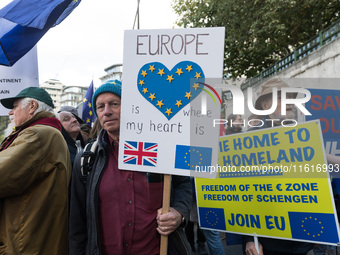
[160,174,172,255]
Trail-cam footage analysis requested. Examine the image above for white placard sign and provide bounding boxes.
[0,47,39,116]
[119,28,225,178]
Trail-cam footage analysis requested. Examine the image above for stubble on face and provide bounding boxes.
[96,93,121,141]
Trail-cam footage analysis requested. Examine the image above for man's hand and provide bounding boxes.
[245,241,263,255]
[156,207,182,236]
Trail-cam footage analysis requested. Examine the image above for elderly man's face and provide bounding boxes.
[261,92,296,121]
[96,92,121,139]
[9,99,33,126]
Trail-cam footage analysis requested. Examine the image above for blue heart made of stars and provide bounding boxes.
[137,61,205,120]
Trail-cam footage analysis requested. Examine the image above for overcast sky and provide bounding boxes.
[37,0,178,88]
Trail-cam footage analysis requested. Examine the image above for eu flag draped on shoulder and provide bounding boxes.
[0,0,81,66]
[82,81,96,126]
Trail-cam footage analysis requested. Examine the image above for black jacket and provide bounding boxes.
[68,129,193,255]
[61,127,85,167]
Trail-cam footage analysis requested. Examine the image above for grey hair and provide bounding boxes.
[20,97,56,117]
[55,111,70,120]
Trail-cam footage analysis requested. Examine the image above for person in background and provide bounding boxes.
[68,80,192,255]
[58,106,85,166]
[226,114,244,134]
[80,123,92,141]
[0,87,71,255]
[185,216,207,253]
[247,114,261,130]
[89,118,102,140]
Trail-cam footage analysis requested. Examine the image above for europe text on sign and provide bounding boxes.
[196,121,340,245]
[119,28,225,177]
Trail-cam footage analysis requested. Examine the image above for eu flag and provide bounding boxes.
[288,211,339,244]
[199,207,226,231]
[0,0,81,66]
[174,145,212,170]
[82,81,96,126]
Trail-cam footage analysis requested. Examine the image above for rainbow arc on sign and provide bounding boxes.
[198,82,222,106]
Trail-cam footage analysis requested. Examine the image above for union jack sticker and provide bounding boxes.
[123,141,158,167]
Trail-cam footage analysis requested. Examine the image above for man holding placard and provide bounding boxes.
[243,78,314,255]
[68,80,192,255]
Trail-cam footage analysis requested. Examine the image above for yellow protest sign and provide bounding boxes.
[196,121,340,245]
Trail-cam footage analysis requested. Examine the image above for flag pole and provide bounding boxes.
[160,174,172,255]
[133,0,140,29]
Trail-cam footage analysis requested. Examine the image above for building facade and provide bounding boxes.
[60,85,88,109]
[99,64,123,83]
[40,79,89,111]
[40,79,64,110]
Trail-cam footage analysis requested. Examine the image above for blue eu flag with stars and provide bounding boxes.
[199,207,226,231]
[174,145,212,170]
[288,211,339,244]
[82,81,96,126]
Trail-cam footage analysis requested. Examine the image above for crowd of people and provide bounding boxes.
[0,78,338,255]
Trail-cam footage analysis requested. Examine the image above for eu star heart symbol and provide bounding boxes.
[137,61,205,120]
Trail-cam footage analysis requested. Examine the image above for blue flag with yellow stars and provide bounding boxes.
[82,81,96,126]
[174,144,212,170]
[288,211,339,243]
[199,207,226,230]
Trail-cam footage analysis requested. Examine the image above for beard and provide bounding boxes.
[4,119,15,138]
[231,125,242,133]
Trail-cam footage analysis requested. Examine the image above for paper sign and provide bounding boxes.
[196,121,340,245]
[305,88,340,156]
[0,47,38,116]
[119,28,225,177]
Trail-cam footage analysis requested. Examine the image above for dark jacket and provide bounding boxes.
[226,126,242,134]
[61,127,85,167]
[243,116,314,254]
[69,129,193,255]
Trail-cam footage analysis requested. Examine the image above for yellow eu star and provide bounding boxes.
[140,70,147,77]
[165,108,172,116]
[166,75,174,83]
[149,65,155,72]
[175,100,182,107]
[175,68,183,76]
[157,68,165,77]
[185,92,192,99]
[156,100,164,108]
[149,93,156,101]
